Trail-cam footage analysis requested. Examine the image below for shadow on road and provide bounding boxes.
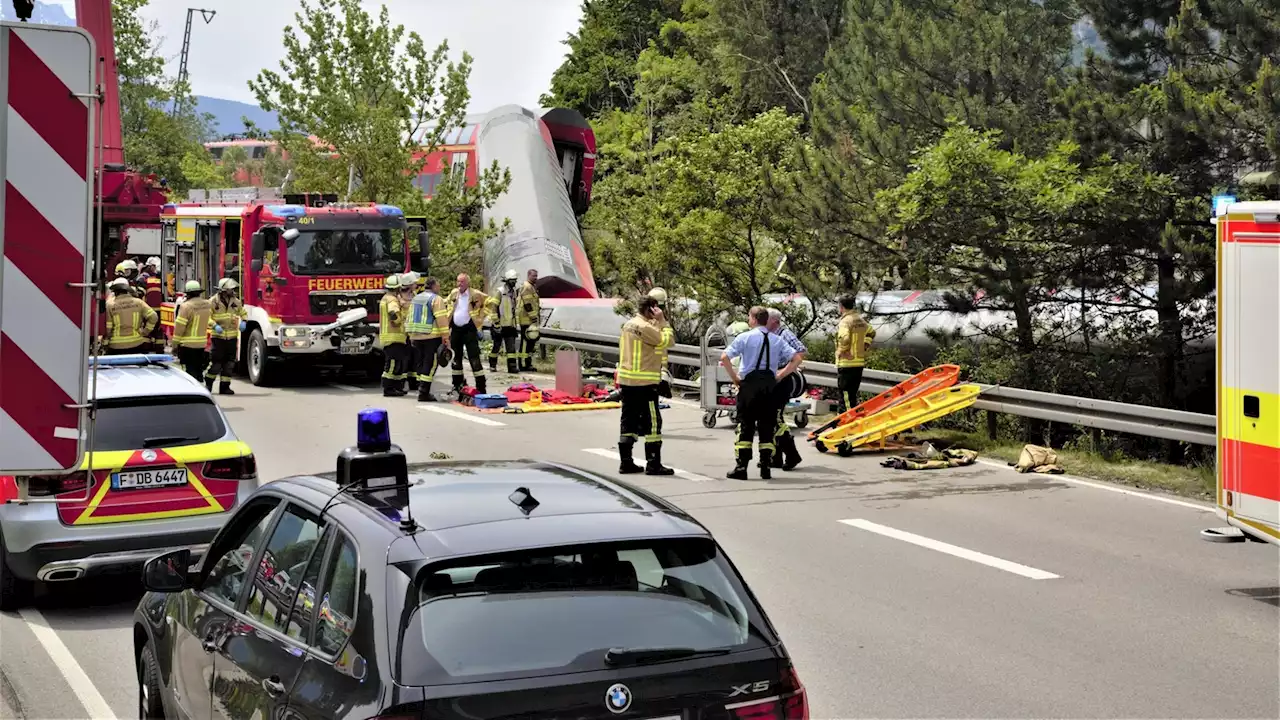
[1226,587,1280,607]
[30,576,145,623]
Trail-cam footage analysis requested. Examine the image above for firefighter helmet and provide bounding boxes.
[217,277,239,291]
[523,326,540,341]
[437,344,453,368]
[385,274,403,290]
[145,256,161,269]
[726,320,750,338]
[401,272,419,289]
[648,287,668,303]
[115,259,138,275]
[108,277,130,292]
[503,269,518,282]
[184,280,202,293]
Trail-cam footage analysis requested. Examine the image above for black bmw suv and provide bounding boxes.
[133,438,808,720]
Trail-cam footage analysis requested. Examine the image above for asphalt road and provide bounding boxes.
[2,371,1278,719]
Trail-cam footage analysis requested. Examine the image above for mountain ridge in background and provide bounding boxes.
[194,96,281,137]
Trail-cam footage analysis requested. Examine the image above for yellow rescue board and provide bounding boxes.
[506,401,622,414]
[816,384,982,451]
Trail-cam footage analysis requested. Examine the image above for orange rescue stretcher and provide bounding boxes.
[808,364,961,444]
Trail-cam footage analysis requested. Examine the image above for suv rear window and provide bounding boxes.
[93,396,227,451]
[397,537,773,685]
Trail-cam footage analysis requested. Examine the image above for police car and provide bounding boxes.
[133,409,809,720]
[0,354,257,610]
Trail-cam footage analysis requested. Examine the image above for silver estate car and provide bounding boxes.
[0,354,257,610]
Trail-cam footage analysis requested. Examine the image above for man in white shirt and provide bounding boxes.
[445,273,490,393]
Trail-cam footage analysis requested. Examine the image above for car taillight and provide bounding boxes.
[203,455,257,480]
[728,667,808,720]
[20,472,91,497]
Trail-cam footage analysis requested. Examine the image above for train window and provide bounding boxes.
[252,146,268,159]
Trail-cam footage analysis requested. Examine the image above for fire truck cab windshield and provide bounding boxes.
[285,227,403,276]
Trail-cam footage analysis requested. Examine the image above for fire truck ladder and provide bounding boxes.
[172,8,216,117]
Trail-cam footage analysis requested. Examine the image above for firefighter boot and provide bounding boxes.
[644,442,675,476]
[758,449,774,480]
[771,437,786,468]
[407,377,418,393]
[204,376,214,392]
[476,375,488,394]
[726,449,751,480]
[618,439,643,474]
[489,356,498,373]
[780,433,802,471]
[507,357,518,374]
[218,381,234,396]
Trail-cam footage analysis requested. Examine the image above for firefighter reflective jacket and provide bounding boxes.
[446,288,489,329]
[486,287,518,328]
[618,315,673,387]
[835,310,876,368]
[210,295,246,340]
[406,291,448,340]
[141,274,163,308]
[106,294,158,350]
[517,281,541,326]
[173,297,213,349]
[380,292,407,345]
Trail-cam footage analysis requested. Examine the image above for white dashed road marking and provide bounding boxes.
[582,448,717,482]
[329,383,362,392]
[420,405,507,427]
[17,608,118,720]
[838,519,1061,580]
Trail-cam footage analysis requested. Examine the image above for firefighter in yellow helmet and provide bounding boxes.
[487,269,520,374]
[380,274,410,396]
[616,295,675,476]
[647,287,671,397]
[172,280,213,383]
[517,268,542,371]
[400,272,421,393]
[834,293,876,414]
[103,277,158,355]
[208,278,247,395]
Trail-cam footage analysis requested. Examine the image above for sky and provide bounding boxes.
[34,0,584,112]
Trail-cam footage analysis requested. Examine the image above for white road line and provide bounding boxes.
[838,519,1061,580]
[329,383,363,392]
[17,608,118,720]
[420,405,507,427]
[582,448,717,482]
[975,458,1212,512]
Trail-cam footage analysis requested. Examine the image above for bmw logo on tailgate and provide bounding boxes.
[605,683,632,714]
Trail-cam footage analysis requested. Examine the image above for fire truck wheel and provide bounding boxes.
[0,530,32,612]
[245,329,280,387]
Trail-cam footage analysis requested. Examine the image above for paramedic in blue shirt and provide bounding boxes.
[720,306,804,480]
[766,308,807,470]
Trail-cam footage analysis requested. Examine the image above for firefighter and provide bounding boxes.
[646,287,671,397]
[616,296,676,476]
[112,260,143,301]
[172,280,213,383]
[446,273,489,394]
[379,274,410,397]
[137,257,166,351]
[103,278,158,355]
[208,278,246,395]
[719,307,803,480]
[487,269,520,374]
[400,272,421,393]
[766,308,807,470]
[517,269,542,371]
[406,276,450,402]
[834,294,876,414]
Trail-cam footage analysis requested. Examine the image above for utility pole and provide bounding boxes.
[172,8,216,117]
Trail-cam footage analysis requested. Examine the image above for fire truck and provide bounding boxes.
[1205,200,1279,546]
[158,193,428,385]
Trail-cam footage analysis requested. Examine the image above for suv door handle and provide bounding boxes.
[262,676,286,697]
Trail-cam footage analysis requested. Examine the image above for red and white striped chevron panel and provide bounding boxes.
[0,23,95,474]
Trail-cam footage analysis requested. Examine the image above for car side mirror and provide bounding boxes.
[250,231,265,260]
[142,548,192,592]
[416,230,430,272]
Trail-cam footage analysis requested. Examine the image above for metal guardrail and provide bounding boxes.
[540,328,1217,446]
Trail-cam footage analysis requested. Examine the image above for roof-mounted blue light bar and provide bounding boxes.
[374,204,404,217]
[266,204,308,218]
[90,354,175,367]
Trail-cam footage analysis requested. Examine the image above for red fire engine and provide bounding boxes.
[158,193,428,385]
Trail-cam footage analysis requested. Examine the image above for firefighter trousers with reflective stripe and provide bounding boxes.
[772,381,801,466]
[177,347,209,385]
[620,384,662,445]
[206,338,238,386]
[489,325,518,373]
[412,337,443,388]
[734,370,777,466]
[383,342,410,391]
[520,325,537,369]
[837,367,864,415]
[450,322,486,392]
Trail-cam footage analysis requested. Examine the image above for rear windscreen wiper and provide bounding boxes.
[141,436,198,448]
[603,645,734,666]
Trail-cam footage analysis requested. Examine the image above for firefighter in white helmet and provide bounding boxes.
[208,278,246,395]
[172,280,213,383]
[486,269,521,374]
[380,274,410,396]
[103,277,158,355]
[400,272,422,393]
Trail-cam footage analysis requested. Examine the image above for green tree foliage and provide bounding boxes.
[541,0,682,116]
[248,0,511,264]
[114,0,218,194]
